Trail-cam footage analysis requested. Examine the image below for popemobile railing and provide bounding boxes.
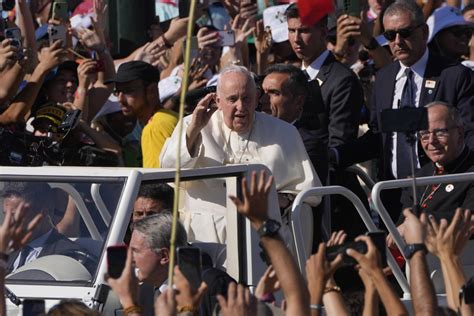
[371,172,474,297]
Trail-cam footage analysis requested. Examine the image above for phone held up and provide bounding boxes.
[107,244,128,279]
[177,246,202,290]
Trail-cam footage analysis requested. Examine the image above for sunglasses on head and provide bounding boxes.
[383,24,423,41]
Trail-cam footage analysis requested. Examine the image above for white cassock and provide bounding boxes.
[160,110,321,243]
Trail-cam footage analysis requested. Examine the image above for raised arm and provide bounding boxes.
[347,236,408,316]
[425,208,474,315]
[229,170,310,316]
[402,208,438,315]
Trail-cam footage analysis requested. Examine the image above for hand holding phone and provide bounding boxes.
[177,246,202,290]
[107,245,128,279]
[48,24,67,48]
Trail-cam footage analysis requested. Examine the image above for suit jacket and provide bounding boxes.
[7,229,88,274]
[301,53,364,183]
[398,148,474,224]
[338,51,474,181]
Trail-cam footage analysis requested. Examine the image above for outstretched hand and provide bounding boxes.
[0,202,43,254]
[229,170,274,230]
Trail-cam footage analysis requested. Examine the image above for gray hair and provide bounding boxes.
[384,0,425,26]
[216,65,256,96]
[133,212,187,251]
[425,101,464,127]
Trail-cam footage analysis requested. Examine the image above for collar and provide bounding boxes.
[29,229,53,248]
[396,49,429,80]
[302,50,330,80]
[434,146,469,173]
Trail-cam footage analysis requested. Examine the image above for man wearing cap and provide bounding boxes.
[108,61,178,168]
[333,0,474,221]
[427,6,472,62]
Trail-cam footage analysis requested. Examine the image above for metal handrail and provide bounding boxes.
[371,172,474,295]
[346,165,376,190]
[291,186,410,294]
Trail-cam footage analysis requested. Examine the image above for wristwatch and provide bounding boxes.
[257,219,281,238]
[403,243,427,259]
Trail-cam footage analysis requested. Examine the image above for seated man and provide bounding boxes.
[160,65,321,243]
[2,182,97,274]
[397,102,474,232]
[130,212,234,315]
[132,182,174,222]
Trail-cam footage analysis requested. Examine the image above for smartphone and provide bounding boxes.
[178,0,190,18]
[48,24,67,47]
[107,245,128,279]
[52,0,69,21]
[177,246,202,290]
[4,27,23,60]
[23,299,45,316]
[5,27,22,48]
[342,0,360,17]
[91,51,105,72]
[218,30,235,47]
[325,240,367,267]
[366,231,387,267]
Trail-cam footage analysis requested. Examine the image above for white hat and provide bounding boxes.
[427,6,471,43]
[263,4,290,43]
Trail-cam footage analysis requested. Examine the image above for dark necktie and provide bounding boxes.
[396,68,417,179]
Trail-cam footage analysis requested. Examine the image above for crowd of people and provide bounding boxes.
[1,0,474,314]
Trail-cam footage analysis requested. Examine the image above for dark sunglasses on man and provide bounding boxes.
[383,24,424,41]
[445,25,473,38]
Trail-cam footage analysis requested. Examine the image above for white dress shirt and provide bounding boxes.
[302,50,331,80]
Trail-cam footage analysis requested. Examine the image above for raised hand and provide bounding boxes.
[37,40,66,72]
[0,39,19,72]
[155,289,176,316]
[0,202,43,254]
[255,265,280,299]
[253,20,272,55]
[229,170,274,230]
[231,14,256,47]
[105,247,139,309]
[75,27,106,52]
[174,266,207,312]
[217,283,257,316]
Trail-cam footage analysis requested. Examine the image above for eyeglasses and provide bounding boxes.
[418,127,458,141]
[383,24,423,41]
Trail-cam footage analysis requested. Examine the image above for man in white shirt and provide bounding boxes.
[160,65,320,243]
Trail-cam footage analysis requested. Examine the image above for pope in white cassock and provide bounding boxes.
[160,65,321,243]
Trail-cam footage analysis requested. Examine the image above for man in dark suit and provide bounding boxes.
[2,182,96,274]
[335,0,474,220]
[391,102,474,244]
[284,4,368,238]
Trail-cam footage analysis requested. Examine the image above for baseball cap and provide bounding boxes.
[105,61,161,84]
[31,103,67,133]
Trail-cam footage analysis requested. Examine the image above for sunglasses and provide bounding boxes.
[447,26,473,38]
[383,24,423,41]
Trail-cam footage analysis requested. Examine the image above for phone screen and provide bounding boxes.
[177,247,202,290]
[107,245,127,279]
[178,0,190,18]
[366,231,387,267]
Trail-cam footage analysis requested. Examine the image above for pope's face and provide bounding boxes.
[216,72,257,134]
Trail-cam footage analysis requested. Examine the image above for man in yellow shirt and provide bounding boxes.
[107,61,178,167]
